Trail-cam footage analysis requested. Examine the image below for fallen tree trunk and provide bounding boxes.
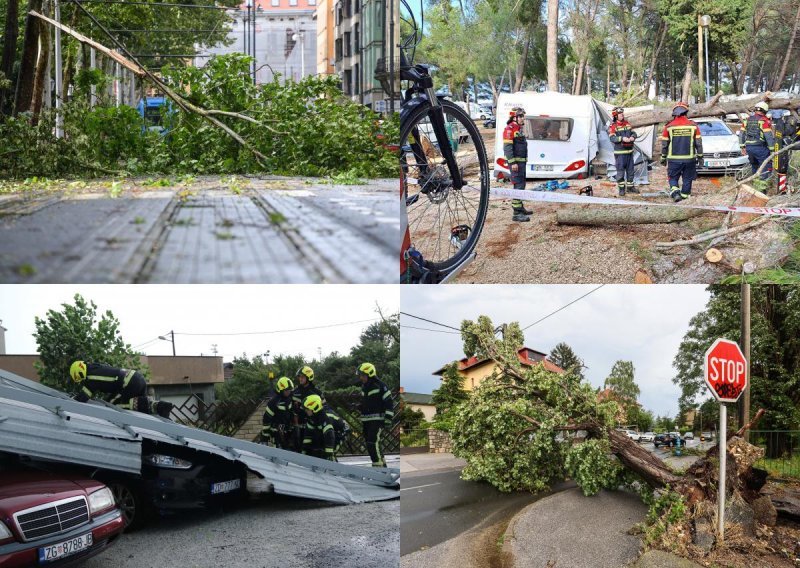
[556,205,704,226]
[626,91,800,128]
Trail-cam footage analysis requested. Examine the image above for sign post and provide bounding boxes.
[704,338,748,543]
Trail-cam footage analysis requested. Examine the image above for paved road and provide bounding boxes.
[82,494,399,568]
[400,468,572,556]
[0,176,398,283]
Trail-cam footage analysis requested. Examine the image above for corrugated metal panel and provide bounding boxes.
[0,369,399,504]
[0,398,142,473]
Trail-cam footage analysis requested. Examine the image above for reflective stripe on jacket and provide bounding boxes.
[503,120,528,163]
[739,112,775,148]
[661,116,703,161]
[608,120,637,154]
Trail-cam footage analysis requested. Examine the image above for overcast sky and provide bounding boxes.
[0,285,398,363]
[400,285,712,419]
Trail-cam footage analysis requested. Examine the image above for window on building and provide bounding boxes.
[289,0,297,5]
[354,0,359,13]
[345,0,352,17]
[335,38,342,62]
[335,2,342,25]
[308,0,316,5]
[344,32,351,57]
[354,63,360,94]
[271,0,279,5]
[344,70,352,95]
[354,23,359,52]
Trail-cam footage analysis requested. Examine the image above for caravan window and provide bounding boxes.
[524,117,573,141]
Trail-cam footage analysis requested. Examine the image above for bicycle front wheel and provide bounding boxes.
[400,99,490,275]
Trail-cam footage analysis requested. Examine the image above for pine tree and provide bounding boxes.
[548,342,585,380]
[431,362,469,428]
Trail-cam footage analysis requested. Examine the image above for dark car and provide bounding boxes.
[653,433,683,448]
[0,467,125,567]
[483,117,496,129]
[92,440,248,530]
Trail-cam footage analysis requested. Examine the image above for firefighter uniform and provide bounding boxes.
[359,373,394,468]
[740,107,776,181]
[72,362,171,417]
[608,112,638,195]
[503,108,530,222]
[262,392,296,449]
[292,382,325,448]
[660,107,703,202]
[301,398,348,461]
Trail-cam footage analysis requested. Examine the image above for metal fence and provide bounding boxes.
[171,392,401,456]
[750,430,800,480]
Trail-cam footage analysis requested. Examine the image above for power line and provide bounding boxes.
[400,325,461,335]
[399,312,461,331]
[521,285,605,331]
[64,0,228,9]
[173,318,379,337]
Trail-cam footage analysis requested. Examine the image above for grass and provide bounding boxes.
[268,212,286,225]
[628,239,654,263]
[755,454,800,480]
[721,219,800,284]
[328,169,366,185]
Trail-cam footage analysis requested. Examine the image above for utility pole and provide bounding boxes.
[738,282,751,441]
[252,1,257,84]
[159,330,176,356]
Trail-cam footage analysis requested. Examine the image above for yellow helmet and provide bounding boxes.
[296,366,314,381]
[358,362,377,378]
[755,101,769,112]
[275,376,294,392]
[303,394,323,413]
[70,361,87,383]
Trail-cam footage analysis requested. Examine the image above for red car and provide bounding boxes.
[0,470,125,567]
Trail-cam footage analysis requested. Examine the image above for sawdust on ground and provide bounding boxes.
[454,126,762,284]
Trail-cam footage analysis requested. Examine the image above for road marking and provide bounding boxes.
[400,482,442,492]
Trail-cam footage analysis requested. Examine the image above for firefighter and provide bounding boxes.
[503,106,531,222]
[739,101,776,182]
[69,360,173,418]
[608,107,638,195]
[301,394,345,461]
[660,102,703,203]
[357,362,394,468]
[292,366,325,449]
[261,376,296,450]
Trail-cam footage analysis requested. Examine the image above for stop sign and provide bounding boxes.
[704,338,748,403]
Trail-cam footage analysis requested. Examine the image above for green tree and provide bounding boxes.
[627,406,654,432]
[33,294,145,392]
[654,415,676,432]
[605,360,640,401]
[431,362,469,430]
[672,285,800,456]
[350,313,400,390]
[548,342,585,381]
[216,353,283,401]
[399,403,426,431]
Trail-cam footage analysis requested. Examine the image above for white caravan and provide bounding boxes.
[493,91,655,182]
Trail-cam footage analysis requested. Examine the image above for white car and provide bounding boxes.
[638,432,655,443]
[683,432,695,440]
[694,118,749,175]
[617,429,640,441]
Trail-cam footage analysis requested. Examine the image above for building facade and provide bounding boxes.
[199,0,317,84]
[331,0,399,111]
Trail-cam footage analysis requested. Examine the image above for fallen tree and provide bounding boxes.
[452,316,795,555]
[556,205,704,226]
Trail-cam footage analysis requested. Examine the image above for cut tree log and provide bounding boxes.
[626,91,800,129]
[556,205,705,226]
[730,184,769,227]
[705,248,723,263]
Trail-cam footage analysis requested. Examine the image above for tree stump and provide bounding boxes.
[730,184,768,227]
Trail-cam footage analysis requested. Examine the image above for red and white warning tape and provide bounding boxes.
[490,186,800,218]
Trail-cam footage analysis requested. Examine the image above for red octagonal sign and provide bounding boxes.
[704,338,748,403]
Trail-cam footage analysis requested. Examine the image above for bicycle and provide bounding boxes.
[400,0,490,283]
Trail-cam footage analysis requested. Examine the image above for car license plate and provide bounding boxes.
[705,159,726,167]
[211,478,241,495]
[532,165,553,171]
[38,533,93,563]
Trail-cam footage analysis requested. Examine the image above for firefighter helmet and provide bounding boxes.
[303,394,323,414]
[510,106,525,118]
[295,366,314,382]
[276,377,294,392]
[70,361,87,383]
[672,102,689,116]
[358,362,377,378]
[754,101,769,113]
[612,106,624,119]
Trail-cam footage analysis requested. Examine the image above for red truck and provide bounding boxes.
[0,470,125,567]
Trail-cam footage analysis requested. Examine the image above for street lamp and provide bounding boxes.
[292,31,305,79]
[158,331,176,356]
[700,15,711,102]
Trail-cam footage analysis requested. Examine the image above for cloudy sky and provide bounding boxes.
[400,285,712,419]
[0,285,398,362]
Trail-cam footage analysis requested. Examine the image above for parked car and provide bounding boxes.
[654,433,683,448]
[683,431,695,440]
[617,429,640,441]
[694,118,749,175]
[0,460,125,567]
[701,431,715,441]
[483,117,496,129]
[478,104,494,120]
[638,432,655,443]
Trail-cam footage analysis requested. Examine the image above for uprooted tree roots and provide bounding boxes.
[450,316,800,563]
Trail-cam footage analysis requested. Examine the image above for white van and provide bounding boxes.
[493,91,654,181]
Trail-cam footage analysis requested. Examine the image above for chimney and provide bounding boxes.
[399,386,404,393]
[0,319,6,355]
